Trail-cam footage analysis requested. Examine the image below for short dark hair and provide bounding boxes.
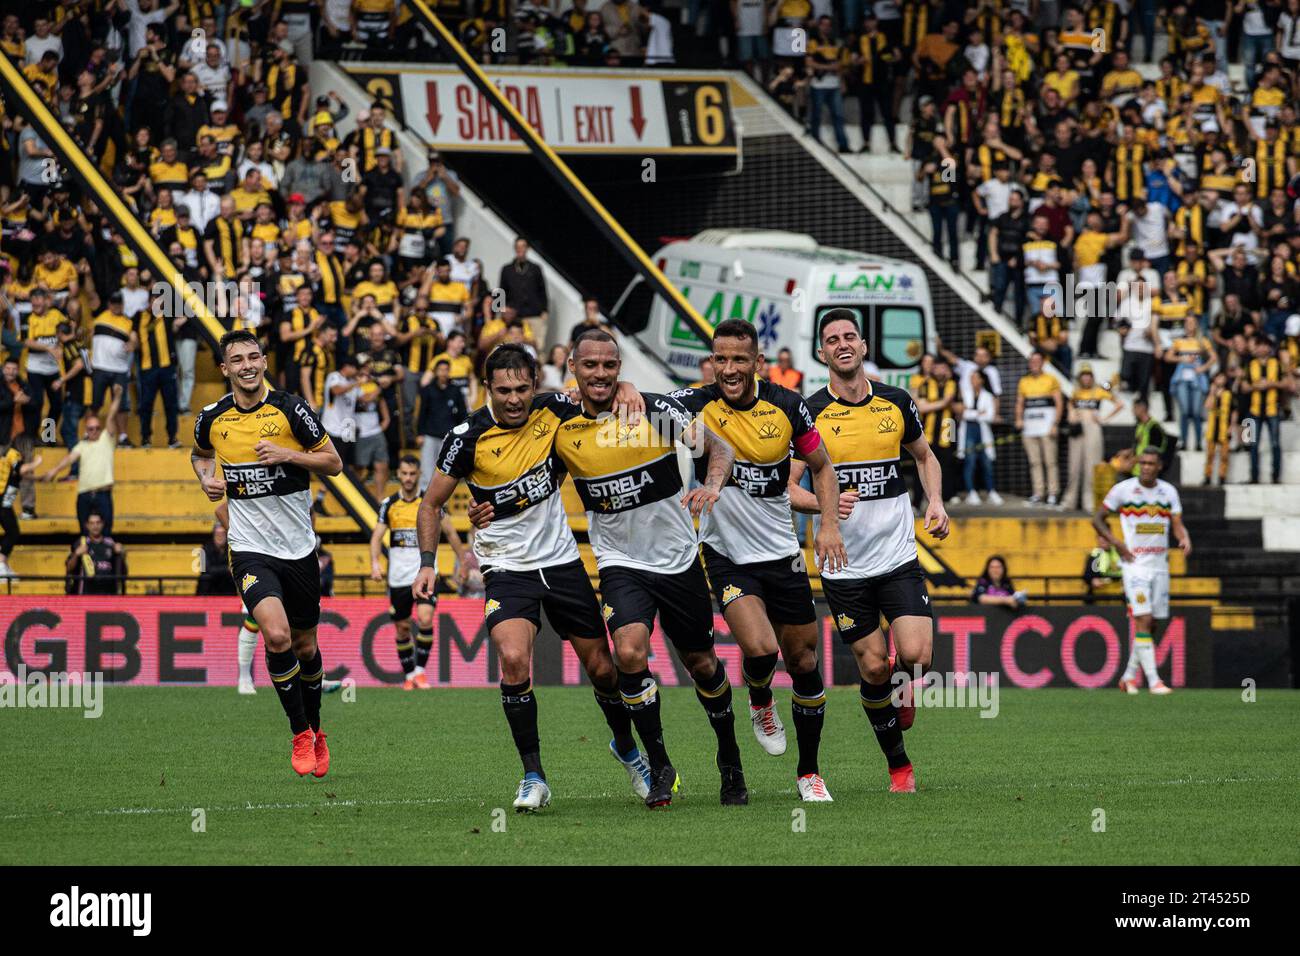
[711,318,758,350]
[433,358,450,371]
[485,343,537,383]
[573,328,617,356]
[398,454,421,469]
[816,307,862,343]
[219,329,259,359]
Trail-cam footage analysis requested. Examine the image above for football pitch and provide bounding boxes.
[2,686,1297,866]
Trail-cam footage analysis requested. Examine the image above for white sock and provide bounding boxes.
[237,627,258,683]
[412,665,424,677]
[1136,637,1161,686]
[1121,645,1142,682]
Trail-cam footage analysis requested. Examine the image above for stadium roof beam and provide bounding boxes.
[404,0,714,347]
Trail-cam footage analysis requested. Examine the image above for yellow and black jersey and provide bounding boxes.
[1112,143,1146,201]
[300,341,334,407]
[264,61,305,120]
[159,222,202,269]
[552,392,697,574]
[856,31,891,86]
[34,259,76,296]
[285,307,320,363]
[994,86,1025,132]
[1,446,23,505]
[429,350,473,391]
[149,159,190,193]
[917,375,957,448]
[1071,385,1111,413]
[1174,203,1207,256]
[1175,258,1210,314]
[1254,139,1290,198]
[314,250,345,306]
[1247,356,1281,417]
[24,307,66,377]
[437,392,580,571]
[671,380,820,564]
[425,278,468,332]
[204,216,244,275]
[327,200,363,247]
[91,309,135,374]
[356,124,397,172]
[399,312,440,372]
[60,341,92,406]
[133,311,174,370]
[805,381,923,579]
[193,387,330,560]
[1205,389,1234,444]
[377,491,421,587]
[351,279,398,315]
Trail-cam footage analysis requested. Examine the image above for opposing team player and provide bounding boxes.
[193,330,343,777]
[670,319,847,802]
[1093,448,1192,695]
[412,344,647,812]
[370,454,475,689]
[470,330,747,806]
[790,309,950,794]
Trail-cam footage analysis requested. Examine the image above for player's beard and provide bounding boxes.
[231,366,266,401]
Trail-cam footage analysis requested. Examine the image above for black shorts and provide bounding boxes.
[599,560,715,653]
[821,559,932,645]
[389,584,434,622]
[230,550,321,631]
[701,544,816,626]
[483,559,605,641]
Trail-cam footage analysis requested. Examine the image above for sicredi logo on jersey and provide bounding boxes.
[49,886,151,936]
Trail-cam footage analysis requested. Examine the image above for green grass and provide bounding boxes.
[1,686,1297,865]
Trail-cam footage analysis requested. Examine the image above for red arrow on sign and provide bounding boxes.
[629,86,646,139]
[426,82,443,136]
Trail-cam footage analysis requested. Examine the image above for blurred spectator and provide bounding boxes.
[1128,397,1173,473]
[957,367,1001,505]
[43,385,124,536]
[807,15,850,153]
[497,237,549,345]
[541,344,571,392]
[0,438,42,580]
[1244,334,1288,484]
[1202,370,1235,486]
[1169,315,1216,452]
[971,555,1028,608]
[66,511,125,596]
[1062,364,1125,512]
[418,358,469,483]
[938,338,1002,406]
[768,347,803,392]
[195,520,237,596]
[569,296,611,343]
[1082,534,1123,602]
[1016,351,1064,506]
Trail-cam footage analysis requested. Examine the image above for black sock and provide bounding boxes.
[742,652,779,708]
[694,661,741,767]
[500,680,544,778]
[861,679,909,769]
[299,648,324,732]
[266,647,309,735]
[414,624,434,669]
[790,669,827,777]
[395,633,415,676]
[593,681,637,756]
[619,669,670,772]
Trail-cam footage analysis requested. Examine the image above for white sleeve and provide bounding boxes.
[1102,480,1125,513]
[1167,483,1183,516]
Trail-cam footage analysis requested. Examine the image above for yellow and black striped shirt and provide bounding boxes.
[134,311,174,370]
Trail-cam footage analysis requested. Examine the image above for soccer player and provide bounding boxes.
[412,344,647,812]
[192,330,344,777]
[789,309,950,794]
[473,329,747,806]
[370,454,476,689]
[1093,448,1192,695]
[669,319,847,802]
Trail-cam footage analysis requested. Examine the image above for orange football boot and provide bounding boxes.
[413,673,430,689]
[291,728,317,776]
[312,729,330,778]
[889,763,917,793]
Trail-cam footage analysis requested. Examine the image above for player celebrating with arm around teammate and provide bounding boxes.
[1093,448,1192,695]
[192,330,344,778]
[670,318,847,803]
[411,344,646,813]
[789,309,950,794]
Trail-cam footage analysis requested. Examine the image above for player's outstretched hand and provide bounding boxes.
[814,524,847,575]
[613,380,645,426]
[838,489,857,519]
[923,499,950,539]
[200,474,226,501]
[412,567,436,600]
[254,439,293,465]
[467,500,495,529]
[681,485,720,518]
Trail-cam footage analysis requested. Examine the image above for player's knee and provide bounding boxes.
[784,647,817,675]
[682,650,717,682]
[291,632,318,659]
[498,648,531,683]
[583,652,616,689]
[262,622,291,652]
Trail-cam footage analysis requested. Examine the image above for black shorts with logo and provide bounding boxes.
[389,585,434,622]
[483,559,605,641]
[700,544,817,626]
[230,549,321,631]
[821,559,932,645]
[599,560,715,653]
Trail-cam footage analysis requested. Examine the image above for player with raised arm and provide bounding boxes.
[670,318,847,802]
[193,329,343,777]
[469,330,747,807]
[370,454,476,689]
[1093,448,1192,695]
[789,309,950,794]
[411,344,647,812]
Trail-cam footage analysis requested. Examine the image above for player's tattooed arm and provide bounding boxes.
[190,445,225,502]
[1091,505,1132,562]
[680,422,734,518]
[787,459,857,518]
[414,470,459,599]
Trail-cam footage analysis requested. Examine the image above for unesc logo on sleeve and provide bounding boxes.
[50,886,151,936]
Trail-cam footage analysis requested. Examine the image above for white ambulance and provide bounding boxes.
[616,229,936,392]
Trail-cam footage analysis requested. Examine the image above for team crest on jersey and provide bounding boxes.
[531,421,551,439]
[878,417,898,434]
[836,612,855,631]
[241,573,258,592]
[758,422,781,440]
[1135,592,1147,604]
[485,599,502,617]
[721,584,743,605]
[601,603,614,622]
[259,422,281,438]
